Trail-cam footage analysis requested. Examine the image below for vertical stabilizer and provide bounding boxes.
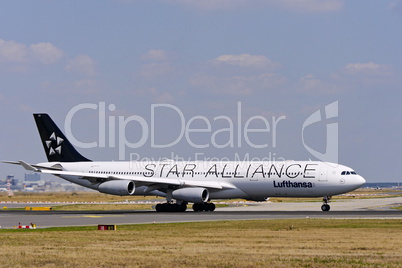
[34,114,91,162]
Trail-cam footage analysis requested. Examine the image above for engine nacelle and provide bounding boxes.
[172,187,209,203]
[98,180,135,196]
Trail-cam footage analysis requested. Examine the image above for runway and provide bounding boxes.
[1,197,401,228]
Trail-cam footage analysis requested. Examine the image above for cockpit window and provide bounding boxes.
[341,170,357,175]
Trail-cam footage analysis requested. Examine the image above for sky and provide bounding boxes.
[1,0,402,183]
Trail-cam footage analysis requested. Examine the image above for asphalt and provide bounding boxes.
[0,197,401,228]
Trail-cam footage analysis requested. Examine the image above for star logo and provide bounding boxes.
[46,132,64,156]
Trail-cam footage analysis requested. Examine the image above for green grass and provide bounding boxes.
[0,219,401,267]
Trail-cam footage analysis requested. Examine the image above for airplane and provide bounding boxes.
[3,114,366,212]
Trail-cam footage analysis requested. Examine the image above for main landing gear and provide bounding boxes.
[155,202,216,212]
[192,202,216,212]
[321,196,331,211]
[155,202,187,212]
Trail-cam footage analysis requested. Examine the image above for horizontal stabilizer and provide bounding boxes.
[1,160,40,172]
[19,160,40,172]
[2,161,63,171]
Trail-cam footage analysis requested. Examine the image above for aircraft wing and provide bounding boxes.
[4,160,236,190]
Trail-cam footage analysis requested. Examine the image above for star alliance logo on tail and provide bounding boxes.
[45,132,64,156]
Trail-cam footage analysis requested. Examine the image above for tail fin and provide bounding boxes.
[34,114,91,162]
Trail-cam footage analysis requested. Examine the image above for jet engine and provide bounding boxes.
[98,180,135,196]
[172,187,209,203]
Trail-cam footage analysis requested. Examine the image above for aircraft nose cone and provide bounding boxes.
[355,175,366,187]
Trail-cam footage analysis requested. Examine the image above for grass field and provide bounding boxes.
[0,219,401,267]
[1,191,401,267]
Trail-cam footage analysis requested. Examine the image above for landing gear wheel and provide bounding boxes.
[192,203,203,212]
[321,196,331,212]
[321,204,330,211]
[192,202,216,212]
[178,203,187,212]
[155,203,166,212]
[206,203,216,212]
[155,203,187,212]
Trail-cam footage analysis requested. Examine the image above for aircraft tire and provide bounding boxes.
[192,202,216,212]
[178,203,187,212]
[321,204,330,211]
[156,203,187,212]
[156,203,166,212]
[205,203,216,211]
[192,203,203,212]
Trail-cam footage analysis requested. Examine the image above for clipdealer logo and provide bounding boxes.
[64,102,286,160]
[302,101,338,163]
[64,101,339,163]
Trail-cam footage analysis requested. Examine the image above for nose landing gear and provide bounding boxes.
[321,196,331,211]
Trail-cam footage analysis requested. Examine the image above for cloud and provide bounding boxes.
[343,62,392,76]
[298,63,395,95]
[18,104,34,112]
[40,79,102,95]
[0,39,28,63]
[155,92,175,103]
[72,79,102,94]
[297,74,341,94]
[187,54,285,97]
[133,87,175,103]
[139,62,175,78]
[330,62,397,87]
[190,73,286,97]
[29,43,64,64]
[210,54,279,69]
[0,39,65,65]
[66,54,97,76]
[389,1,402,16]
[139,50,177,79]
[141,49,169,61]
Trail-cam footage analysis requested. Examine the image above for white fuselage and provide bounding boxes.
[39,160,366,200]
